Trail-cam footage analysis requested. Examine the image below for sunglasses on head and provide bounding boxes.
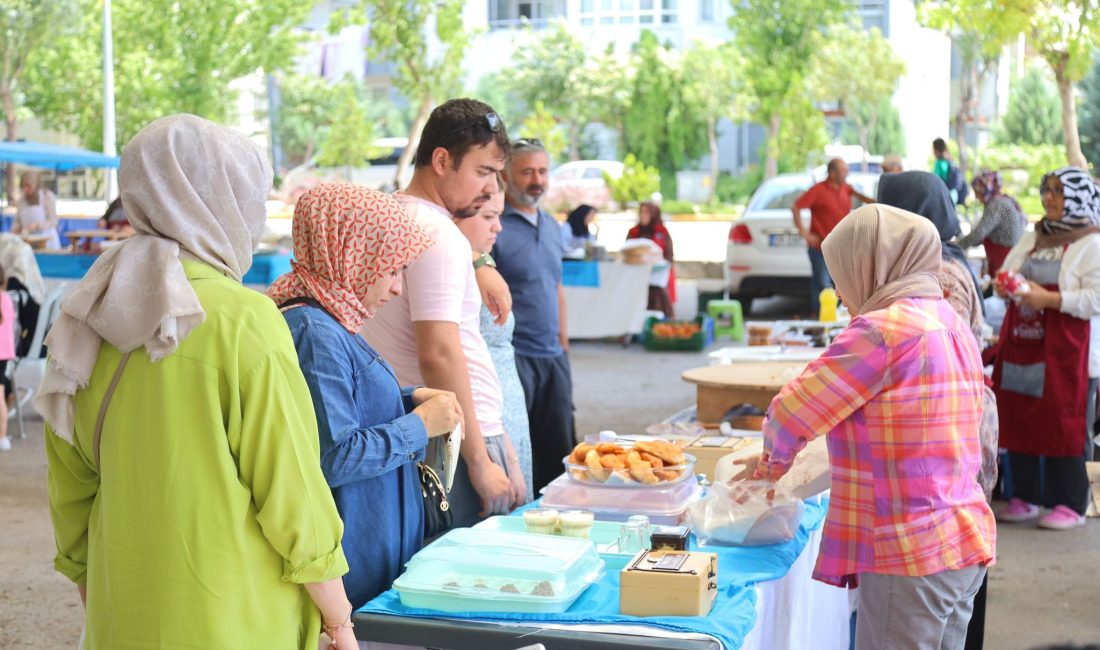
[447,112,502,136]
[513,137,543,148]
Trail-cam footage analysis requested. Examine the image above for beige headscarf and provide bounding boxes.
[37,114,272,441]
[822,204,943,316]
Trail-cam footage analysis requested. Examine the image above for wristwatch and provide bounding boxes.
[473,252,496,270]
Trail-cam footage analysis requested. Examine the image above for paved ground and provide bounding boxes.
[2,333,1098,649]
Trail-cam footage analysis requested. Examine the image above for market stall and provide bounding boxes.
[562,260,653,339]
[350,432,847,650]
[354,497,846,650]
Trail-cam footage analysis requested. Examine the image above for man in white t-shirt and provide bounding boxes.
[362,99,526,527]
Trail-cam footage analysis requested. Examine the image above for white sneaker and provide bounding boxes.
[0,436,10,451]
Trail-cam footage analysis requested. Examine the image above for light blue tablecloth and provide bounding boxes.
[361,496,830,649]
[34,252,293,286]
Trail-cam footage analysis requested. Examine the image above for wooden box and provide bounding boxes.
[683,435,758,480]
[620,550,718,617]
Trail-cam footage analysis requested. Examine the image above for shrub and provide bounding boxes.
[605,154,660,208]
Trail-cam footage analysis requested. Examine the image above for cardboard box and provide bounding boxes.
[620,550,718,617]
[684,436,758,480]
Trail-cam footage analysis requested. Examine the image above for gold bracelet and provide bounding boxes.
[322,609,354,638]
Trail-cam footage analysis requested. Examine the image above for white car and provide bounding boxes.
[725,171,879,314]
[545,160,625,211]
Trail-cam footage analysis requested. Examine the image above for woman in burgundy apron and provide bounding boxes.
[994,167,1100,530]
[959,170,1026,277]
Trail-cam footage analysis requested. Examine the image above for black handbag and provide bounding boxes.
[418,462,453,539]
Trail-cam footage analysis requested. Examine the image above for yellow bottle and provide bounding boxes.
[818,288,838,323]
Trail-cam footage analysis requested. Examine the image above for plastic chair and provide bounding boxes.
[7,283,69,437]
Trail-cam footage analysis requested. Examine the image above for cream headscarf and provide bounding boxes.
[0,233,46,304]
[37,114,272,441]
[822,204,943,316]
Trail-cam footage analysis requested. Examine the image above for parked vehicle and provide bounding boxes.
[725,171,879,314]
[545,160,624,212]
[278,137,407,202]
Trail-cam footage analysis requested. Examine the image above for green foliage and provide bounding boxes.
[21,0,308,152]
[812,24,905,157]
[519,102,567,162]
[1077,53,1100,168]
[497,22,630,159]
[995,67,1062,146]
[275,74,343,166]
[971,143,1067,198]
[605,153,660,207]
[314,83,383,173]
[839,98,906,155]
[773,97,829,172]
[471,70,525,128]
[715,168,764,205]
[661,199,741,215]
[621,31,707,196]
[729,0,849,175]
[0,0,75,128]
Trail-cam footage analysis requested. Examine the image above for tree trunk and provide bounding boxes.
[394,96,434,190]
[568,121,580,162]
[707,117,719,204]
[1056,70,1089,169]
[858,124,869,172]
[955,55,978,180]
[2,86,16,202]
[764,112,780,180]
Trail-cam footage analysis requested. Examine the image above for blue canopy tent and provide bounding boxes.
[0,141,120,171]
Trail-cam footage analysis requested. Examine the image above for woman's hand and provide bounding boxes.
[1020,282,1061,311]
[327,626,358,650]
[475,265,512,325]
[506,456,527,508]
[412,392,463,438]
[411,387,451,406]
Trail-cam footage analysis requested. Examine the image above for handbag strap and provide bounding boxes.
[94,351,132,470]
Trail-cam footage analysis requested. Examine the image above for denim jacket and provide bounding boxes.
[282,304,427,608]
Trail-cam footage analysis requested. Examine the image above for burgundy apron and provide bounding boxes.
[993,249,1091,457]
[982,239,1012,276]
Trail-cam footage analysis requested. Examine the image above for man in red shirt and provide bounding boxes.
[792,159,875,314]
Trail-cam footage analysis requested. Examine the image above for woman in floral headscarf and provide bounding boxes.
[958,170,1027,276]
[268,183,462,608]
[994,166,1100,530]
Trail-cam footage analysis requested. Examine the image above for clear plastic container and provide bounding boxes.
[474,515,636,571]
[539,474,703,525]
[563,451,697,488]
[392,528,604,613]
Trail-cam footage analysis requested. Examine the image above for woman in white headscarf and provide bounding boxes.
[41,115,358,650]
[0,233,47,356]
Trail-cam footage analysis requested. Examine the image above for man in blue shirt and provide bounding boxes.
[492,139,575,493]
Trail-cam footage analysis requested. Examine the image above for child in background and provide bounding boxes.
[0,269,15,451]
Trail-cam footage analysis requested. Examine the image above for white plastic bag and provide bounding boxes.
[689,480,804,547]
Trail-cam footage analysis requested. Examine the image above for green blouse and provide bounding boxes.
[46,261,349,649]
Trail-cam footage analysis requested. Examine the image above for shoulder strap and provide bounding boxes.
[94,351,132,470]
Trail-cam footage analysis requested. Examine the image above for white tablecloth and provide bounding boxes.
[564,262,653,339]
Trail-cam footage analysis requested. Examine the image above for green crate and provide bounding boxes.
[643,315,715,352]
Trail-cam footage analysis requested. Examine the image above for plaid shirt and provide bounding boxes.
[761,298,996,587]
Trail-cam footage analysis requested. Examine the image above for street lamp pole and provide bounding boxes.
[103,0,118,201]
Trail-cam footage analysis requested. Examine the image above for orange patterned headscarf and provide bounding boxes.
[268,183,433,333]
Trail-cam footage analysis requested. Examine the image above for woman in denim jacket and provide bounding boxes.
[269,184,462,608]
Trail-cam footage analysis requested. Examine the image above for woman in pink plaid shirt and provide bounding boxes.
[755,204,996,649]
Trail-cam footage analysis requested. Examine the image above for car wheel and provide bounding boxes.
[733,294,754,317]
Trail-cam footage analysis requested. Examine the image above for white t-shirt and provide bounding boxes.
[360,195,505,437]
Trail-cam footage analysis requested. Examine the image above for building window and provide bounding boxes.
[489,0,567,29]
[699,0,714,22]
[576,0,676,25]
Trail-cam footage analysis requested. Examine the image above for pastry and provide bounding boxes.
[584,449,610,482]
[634,439,686,466]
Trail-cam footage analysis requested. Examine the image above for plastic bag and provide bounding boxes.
[689,480,804,547]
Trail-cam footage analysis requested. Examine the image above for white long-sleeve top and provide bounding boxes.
[1002,230,1100,377]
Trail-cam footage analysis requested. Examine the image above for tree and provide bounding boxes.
[497,22,630,161]
[921,0,1099,170]
[729,0,848,178]
[811,24,905,168]
[995,66,1062,146]
[0,0,74,196]
[840,98,905,157]
[22,0,309,153]
[621,30,707,197]
[1077,53,1100,167]
[681,40,750,203]
[519,102,567,162]
[315,82,383,181]
[333,0,469,188]
[275,74,343,167]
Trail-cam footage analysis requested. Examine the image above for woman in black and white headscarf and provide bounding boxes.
[994,166,1100,531]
